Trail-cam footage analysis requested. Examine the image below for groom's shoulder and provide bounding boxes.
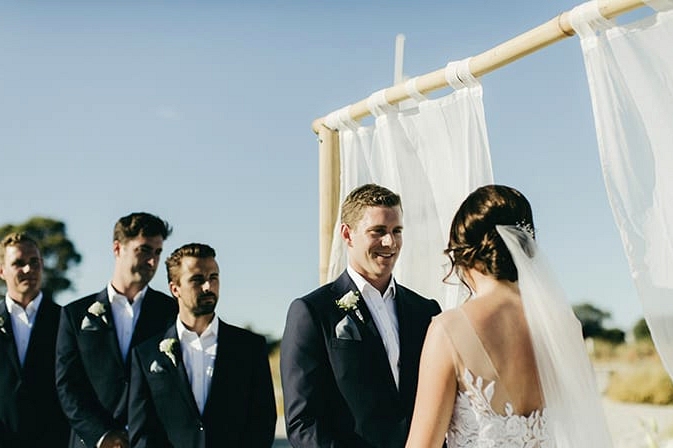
[295,281,339,310]
[396,283,442,313]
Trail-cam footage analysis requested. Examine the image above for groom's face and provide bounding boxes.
[342,205,403,289]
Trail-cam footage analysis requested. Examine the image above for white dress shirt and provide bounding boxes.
[347,265,400,388]
[107,283,146,361]
[177,317,218,415]
[6,291,43,367]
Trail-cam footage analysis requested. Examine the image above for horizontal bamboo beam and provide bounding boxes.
[311,0,646,133]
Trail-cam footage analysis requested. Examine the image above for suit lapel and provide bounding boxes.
[395,288,413,400]
[162,325,202,417]
[92,290,126,369]
[22,296,54,374]
[334,271,399,396]
[0,300,21,376]
[130,289,158,348]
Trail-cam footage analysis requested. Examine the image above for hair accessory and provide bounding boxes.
[515,221,535,239]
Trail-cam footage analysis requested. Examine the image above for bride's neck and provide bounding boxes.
[466,268,519,298]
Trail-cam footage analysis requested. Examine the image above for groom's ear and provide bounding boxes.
[340,223,353,246]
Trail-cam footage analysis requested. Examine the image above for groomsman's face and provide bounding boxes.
[170,256,219,317]
[0,242,43,303]
[114,235,164,286]
[341,205,403,289]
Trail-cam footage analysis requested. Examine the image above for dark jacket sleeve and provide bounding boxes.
[242,334,277,448]
[280,298,349,448]
[55,306,117,447]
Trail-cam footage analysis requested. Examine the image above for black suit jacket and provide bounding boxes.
[128,319,277,448]
[56,287,177,448]
[0,294,70,448]
[280,271,441,448]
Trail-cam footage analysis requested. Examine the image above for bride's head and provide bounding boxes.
[446,185,534,284]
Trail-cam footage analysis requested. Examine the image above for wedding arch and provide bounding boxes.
[311,0,673,376]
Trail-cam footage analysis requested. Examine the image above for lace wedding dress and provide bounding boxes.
[437,309,552,448]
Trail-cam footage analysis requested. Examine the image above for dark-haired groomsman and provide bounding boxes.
[128,243,276,448]
[0,232,70,447]
[56,213,178,448]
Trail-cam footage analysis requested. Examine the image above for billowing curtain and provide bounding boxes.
[324,59,494,306]
[570,1,673,374]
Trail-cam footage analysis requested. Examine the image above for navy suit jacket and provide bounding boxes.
[128,319,277,448]
[0,294,70,448]
[56,287,177,448]
[280,271,442,448]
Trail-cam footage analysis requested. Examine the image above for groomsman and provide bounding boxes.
[56,212,177,448]
[0,233,70,447]
[128,243,276,448]
[281,183,442,447]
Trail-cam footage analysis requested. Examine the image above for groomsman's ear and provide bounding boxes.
[112,240,121,257]
[340,223,353,246]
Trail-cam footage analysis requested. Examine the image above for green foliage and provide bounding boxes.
[634,317,653,341]
[0,216,82,298]
[572,302,624,343]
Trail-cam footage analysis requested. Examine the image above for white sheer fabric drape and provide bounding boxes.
[570,1,673,374]
[325,60,494,306]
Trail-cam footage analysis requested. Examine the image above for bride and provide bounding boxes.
[405,185,613,447]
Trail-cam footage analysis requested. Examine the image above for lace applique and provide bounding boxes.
[446,368,552,448]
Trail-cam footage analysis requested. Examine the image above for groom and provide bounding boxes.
[281,183,442,447]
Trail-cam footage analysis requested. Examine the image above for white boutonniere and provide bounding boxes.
[0,316,6,334]
[336,290,364,322]
[159,338,178,366]
[87,301,108,324]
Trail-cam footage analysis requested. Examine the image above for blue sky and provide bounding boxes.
[1,1,651,338]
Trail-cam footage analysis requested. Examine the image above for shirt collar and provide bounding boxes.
[176,316,219,342]
[107,283,148,305]
[6,291,43,318]
[346,265,396,299]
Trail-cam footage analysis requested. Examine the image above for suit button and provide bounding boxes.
[198,424,204,431]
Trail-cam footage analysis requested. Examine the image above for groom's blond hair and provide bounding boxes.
[340,184,402,228]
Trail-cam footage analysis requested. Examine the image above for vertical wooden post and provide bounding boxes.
[317,125,341,285]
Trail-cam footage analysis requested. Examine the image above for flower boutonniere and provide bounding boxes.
[336,290,364,322]
[159,338,178,366]
[87,301,108,325]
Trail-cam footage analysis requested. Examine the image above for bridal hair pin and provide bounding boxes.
[515,221,535,239]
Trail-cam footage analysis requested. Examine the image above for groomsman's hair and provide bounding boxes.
[0,232,41,263]
[341,183,402,227]
[113,212,172,243]
[165,243,216,284]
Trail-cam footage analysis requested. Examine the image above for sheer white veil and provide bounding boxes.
[496,225,613,448]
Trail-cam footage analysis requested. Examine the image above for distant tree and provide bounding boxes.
[0,216,82,298]
[572,302,625,343]
[573,302,611,338]
[633,317,652,341]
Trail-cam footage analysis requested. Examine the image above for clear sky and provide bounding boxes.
[0,0,651,338]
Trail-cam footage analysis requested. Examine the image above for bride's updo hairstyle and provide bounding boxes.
[447,184,534,282]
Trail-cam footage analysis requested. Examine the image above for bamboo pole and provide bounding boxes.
[311,0,644,133]
[318,125,340,284]
[313,0,647,283]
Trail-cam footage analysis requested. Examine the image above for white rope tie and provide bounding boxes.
[404,77,427,103]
